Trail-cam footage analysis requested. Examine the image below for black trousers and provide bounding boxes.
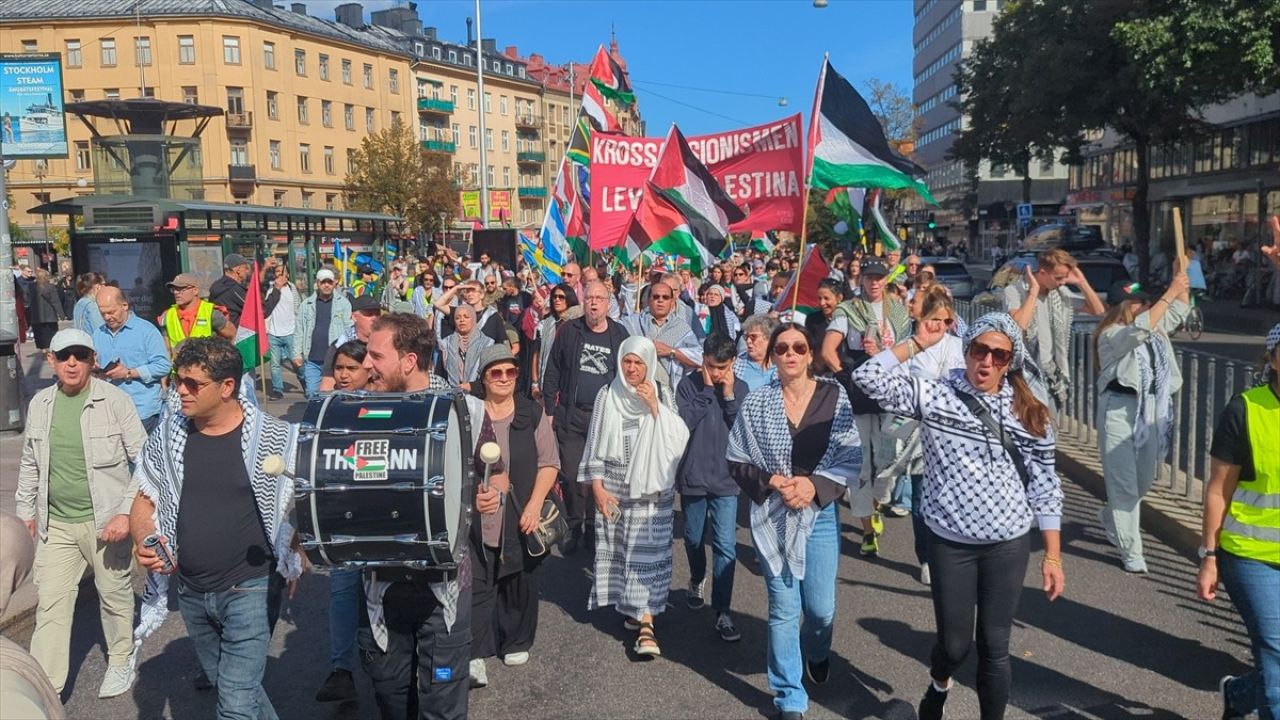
[927,530,1030,720]
[470,545,539,660]
[357,581,472,720]
[555,410,592,532]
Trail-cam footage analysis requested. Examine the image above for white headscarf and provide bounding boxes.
[593,336,690,498]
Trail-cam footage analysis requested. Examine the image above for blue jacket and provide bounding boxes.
[93,312,171,420]
[675,372,746,497]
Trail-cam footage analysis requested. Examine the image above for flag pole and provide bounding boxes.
[791,187,813,315]
[793,53,827,316]
[635,254,644,313]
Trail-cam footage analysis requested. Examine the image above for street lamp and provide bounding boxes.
[778,98,788,107]
[813,0,829,7]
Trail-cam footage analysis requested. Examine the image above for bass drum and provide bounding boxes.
[294,391,474,570]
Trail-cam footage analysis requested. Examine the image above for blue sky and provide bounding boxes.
[311,0,915,135]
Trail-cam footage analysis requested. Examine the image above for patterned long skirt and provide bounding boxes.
[588,482,675,620]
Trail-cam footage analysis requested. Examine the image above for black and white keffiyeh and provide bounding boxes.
[1133,333,1174,454]
[726,377,861,580]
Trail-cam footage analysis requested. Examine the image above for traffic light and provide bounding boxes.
[927,213,937,230]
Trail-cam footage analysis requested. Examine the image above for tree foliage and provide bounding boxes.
[863,78,917,145]
[345,119,457,246]
[951,0,1279,281]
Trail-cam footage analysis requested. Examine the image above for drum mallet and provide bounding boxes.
[479,442,502,491]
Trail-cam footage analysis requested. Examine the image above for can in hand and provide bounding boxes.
[142,534,177,573]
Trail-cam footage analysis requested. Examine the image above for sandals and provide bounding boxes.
[634,622,661,657]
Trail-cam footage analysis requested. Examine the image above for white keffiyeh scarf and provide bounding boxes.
[1133,333,1174,455]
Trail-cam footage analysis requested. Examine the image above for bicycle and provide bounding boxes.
[1174,290,1205,340]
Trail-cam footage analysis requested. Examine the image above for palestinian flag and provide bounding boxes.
[567,83,619,166]
[588,44,634,106]
[868,189,901,252]
[564,195,590,263]
[749,230,775,255]
[649,125,746,270]
[826,186,866,241]
[776,244,833,314]
[808,58,935,204]
[622,181,707,271]
[234,260,270,371]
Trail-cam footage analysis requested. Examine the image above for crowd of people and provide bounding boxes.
[6,219,1280,720]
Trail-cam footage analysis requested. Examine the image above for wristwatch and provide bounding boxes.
[1197,545,1217,560]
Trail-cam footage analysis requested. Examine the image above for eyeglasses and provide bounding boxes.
[585,295,608,303]
[967,341,1013,368]
[772,342,809,357]
[649,293,673,301]
[53,347,92,363]
[170,285,196,293]
[175,375,216,394]
[924,317,955,327]
[486,367,518,381]
[551,293,567,300]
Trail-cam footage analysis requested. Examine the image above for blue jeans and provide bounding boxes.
[328,568,361,672]
[267,334,298,395]
[762,502,839,714]
[302,360,323,399]
[1219,550,1280,720]
[681,493,738,612]
[910,473,928,565]
[889,474,913,511]
[177,574,278,720]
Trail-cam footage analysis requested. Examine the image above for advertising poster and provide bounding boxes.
[0,52,68,159]
[458,190,481,221]
[488,189,511,224]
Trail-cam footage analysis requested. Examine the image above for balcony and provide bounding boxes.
[516,151,545,165]
[421,139,456,154]
[226,111,253,130]
[228,164,257,185]
[514,114,542,130]
[518,185,547,198]
[417,97,455,115]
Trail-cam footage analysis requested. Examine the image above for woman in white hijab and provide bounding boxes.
[580,336,690,657]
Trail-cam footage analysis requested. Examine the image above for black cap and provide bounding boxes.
[223,253,251,270]
[1107,280,1151,303]
[860,258,890,277]
[358,264,375,276]
[350,295,382,314]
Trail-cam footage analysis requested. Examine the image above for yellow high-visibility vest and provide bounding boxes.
[1220,385,1280,564]
[163,300,216,347]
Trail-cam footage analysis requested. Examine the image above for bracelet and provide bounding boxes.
[1157,297,1171,306]
[1042,555,1063,568]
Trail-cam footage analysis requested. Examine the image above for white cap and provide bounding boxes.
[316,268,336,282]
[49,328,95,354]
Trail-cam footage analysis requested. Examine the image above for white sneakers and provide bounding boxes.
[98,664,136,698]
[920,562,932,586]
[469,658,488,688]
[502,651,530,666]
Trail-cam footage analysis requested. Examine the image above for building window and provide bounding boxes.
[324,146,335,174]
[451,123,460,144]
[463,53,472,66]
[326,193,337,210]
[432,46,441,60]
[391,110,401,127]
[226,87,245,115]
[22,40,38,52]
[990,163,1007,178]
[973,0,987,9]
[344,104,355,130]
[505,63,513,75]
[485,128,493,151]
[263,41,275,69]
[501,130,509,152]
[269,140,281,169]
[229,139,248,166]
[66,40,83,67]
[469,125,477,148]
[415,42,424,56]
[299,144,311,173]
[518,66,525,79]
[142,86,156,98]
[69,89,85,102]
[273,190,285,207]
[347,148,357,174]
[450,85,458,105]
[499,95,508,116]
[366,108,375,131]
[101,38,117,66]
[319,54,330,81]
[484,93,491,114]
[363,63,373,89]
[75,141,91,171]
[295,49,306,76]
[448,49,457,63]
[223,36,240,64]
[486,165,494,186]
[104,88,120,100]
[467,88,476,110]
[502,166,511,186]
[182,86,199,104]
[135,36,152,66]
[266,91,278,119]
[297,97,309,124]
[342,58,352,84]
[301,191,313,208]
[321,100,332,127]
[389,68,399,93]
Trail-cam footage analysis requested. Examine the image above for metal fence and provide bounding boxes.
[953,299,1261,500]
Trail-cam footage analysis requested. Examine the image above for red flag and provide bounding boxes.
[233,261,270,369]
[776,244,832,312]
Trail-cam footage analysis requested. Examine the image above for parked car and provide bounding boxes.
[918,256,977,299]
[1020,223,1105,254]
[971,253,1129,325]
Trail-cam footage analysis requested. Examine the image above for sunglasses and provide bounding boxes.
[772,342,810,357]
[924,317,956,327]
[650,293,673,301]
[486,366,518,381]
[53,347,93,362]
[967,341,1013,368]
[551,293,567,300]
[175,376,216,394]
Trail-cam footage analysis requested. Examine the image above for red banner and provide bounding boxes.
[588,114,805,250]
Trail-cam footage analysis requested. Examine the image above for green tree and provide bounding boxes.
[345,119,457,253]
[951,0,1279,281]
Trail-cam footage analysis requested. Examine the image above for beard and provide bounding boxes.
[371,366,407,392]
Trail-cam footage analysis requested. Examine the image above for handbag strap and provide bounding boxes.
[953,390,1032,490]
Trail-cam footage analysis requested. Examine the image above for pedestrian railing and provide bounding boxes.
[953,299,1262,501]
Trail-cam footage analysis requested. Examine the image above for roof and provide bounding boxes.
[29,194,402,223]
[2,0,412,58]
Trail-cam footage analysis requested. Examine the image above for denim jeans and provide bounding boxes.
[302,360,324,399]
[681,493,738,612]
[762,502,839,714]
[328,568,361,672]
[1219,550,1280,720]
[910,474,928,565]
[890,474,913,511]
[177,574,278,720]
[267,334,298,395]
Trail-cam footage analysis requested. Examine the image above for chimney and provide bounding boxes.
[335,2,363,27]
[250,0,273,8]
[505,45,519,59]
[290,2,306,14]
[481,38,496,55]
[424,26,437,40]
[465,17,473,46]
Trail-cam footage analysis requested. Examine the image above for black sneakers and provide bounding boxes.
[804,657,830,685]
[315,669,357,702]
[918,682,949,720]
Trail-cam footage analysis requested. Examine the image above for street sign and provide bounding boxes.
[1016,203,1033,220]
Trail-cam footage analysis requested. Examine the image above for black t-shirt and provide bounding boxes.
[574,325,617,407]
[308,296,334,363]
[501,291,531,327]
[1210,385,1277,482]
[177,422,272,593]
